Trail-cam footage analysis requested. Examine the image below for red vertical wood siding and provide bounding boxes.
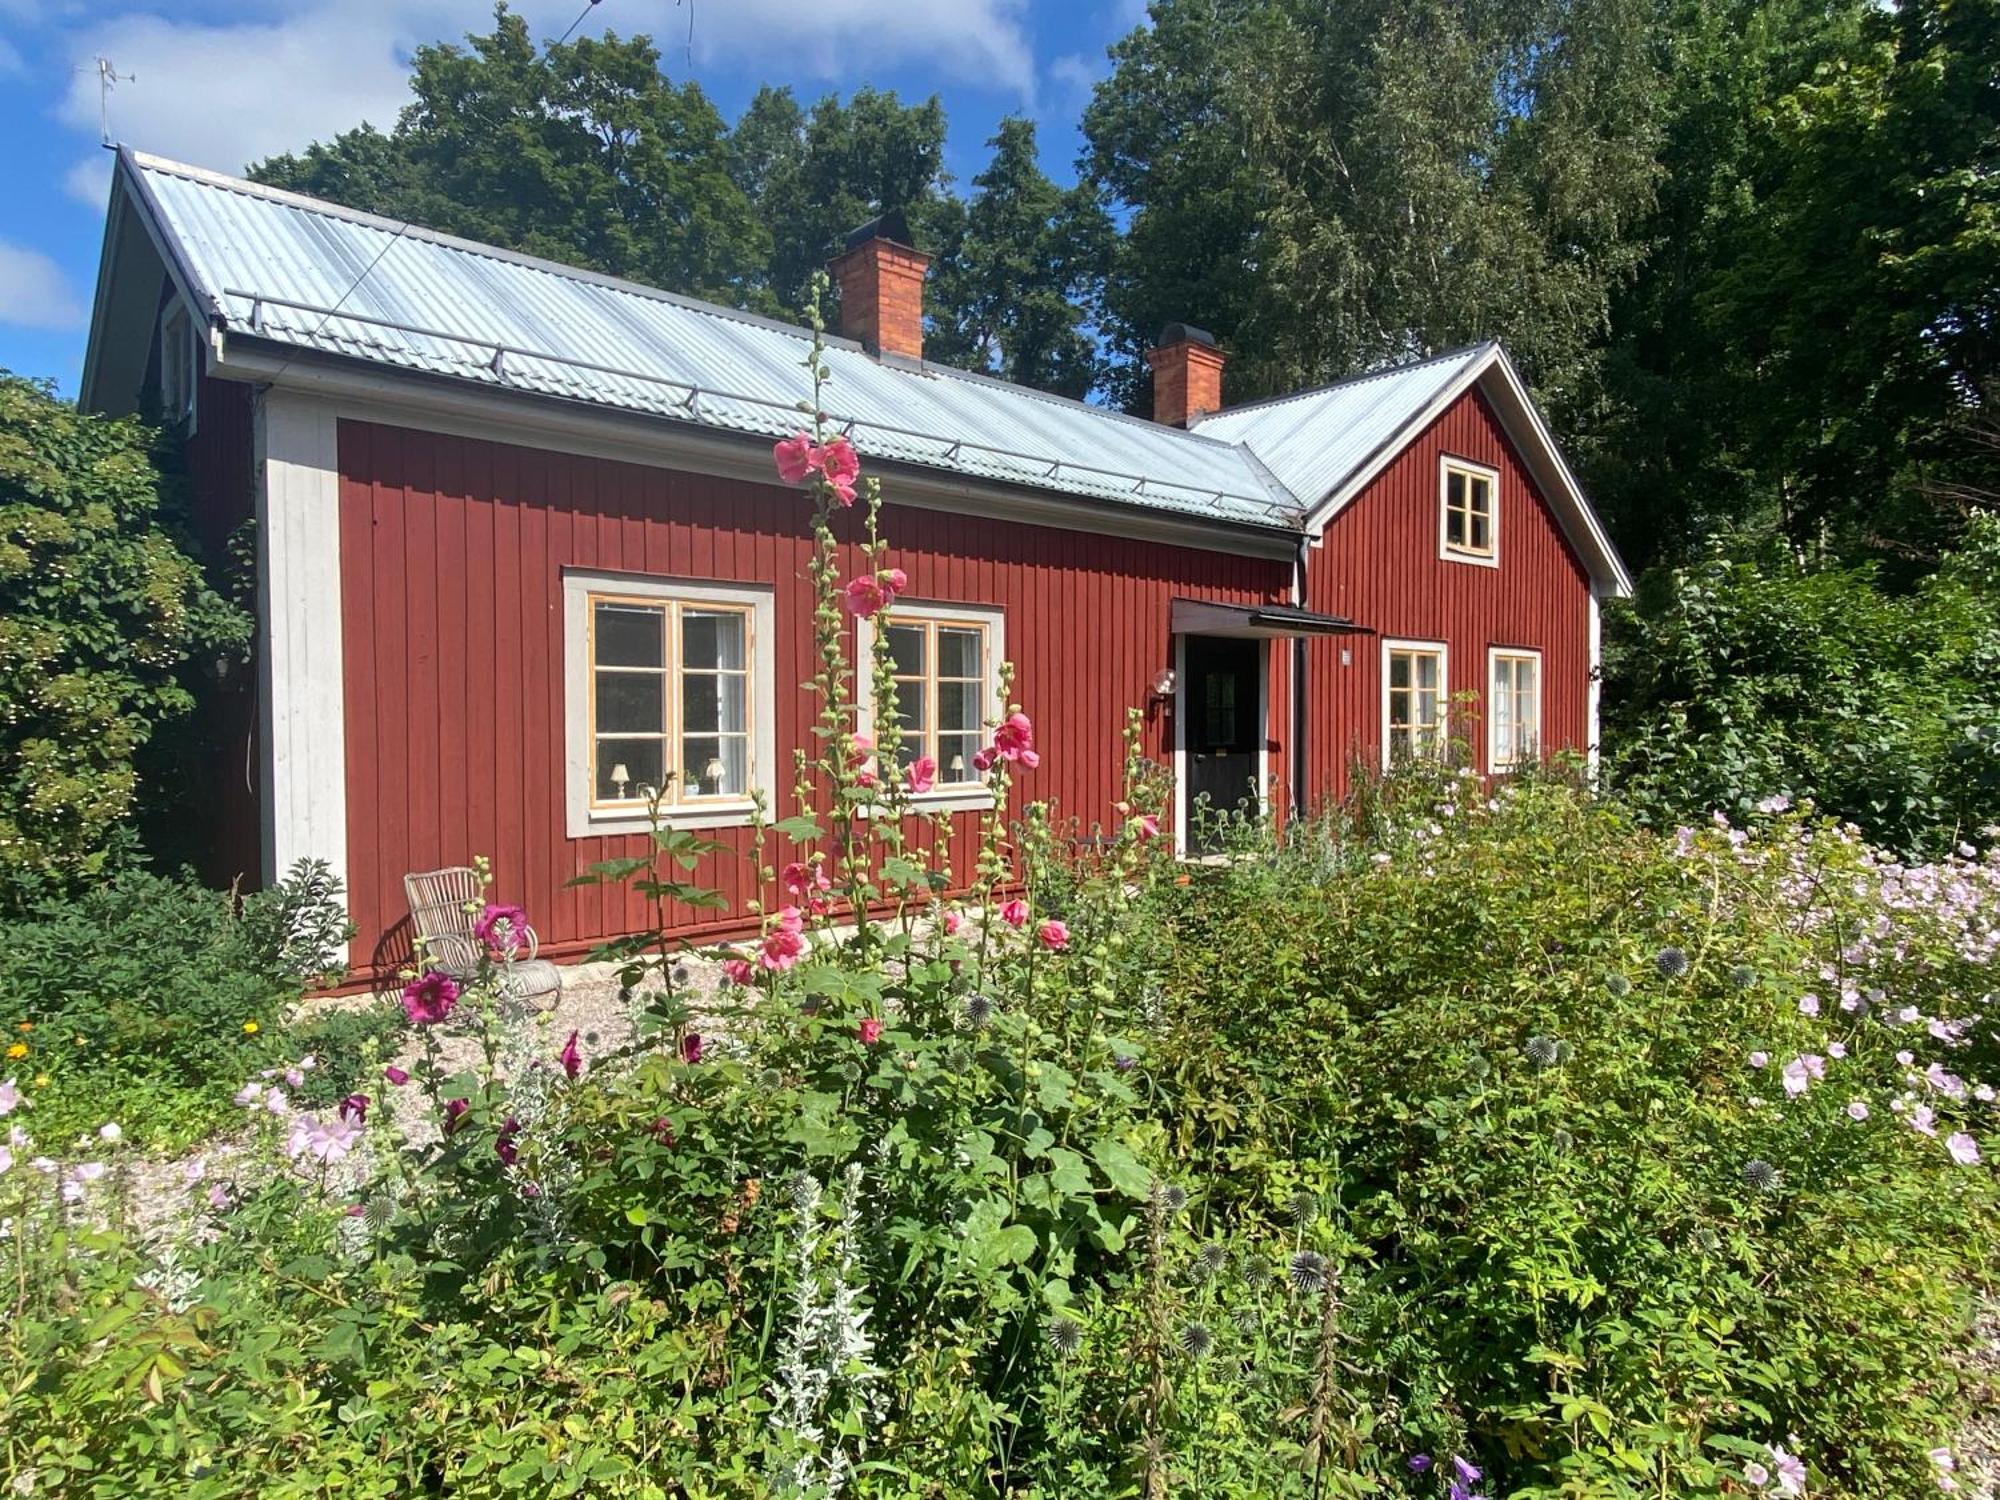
[337,421,1292,972]
[1299,388,1591,806]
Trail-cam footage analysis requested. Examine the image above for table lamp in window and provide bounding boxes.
[610,762,631,799]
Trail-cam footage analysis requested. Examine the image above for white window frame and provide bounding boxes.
[158,302,199,435]
[1487,646,1543,772]
[1381,638,1449,768]
[856,599,1004,814]
[1438,455,1499,567]
[563,570,776,836]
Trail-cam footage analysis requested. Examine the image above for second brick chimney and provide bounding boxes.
[1146,323,1225,427]
[829,210,930,361]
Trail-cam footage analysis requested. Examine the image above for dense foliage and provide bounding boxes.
[0,861,379,1150]
[1604,516,2000,856]
[5,334,1994,1498]
[0,374,249,902]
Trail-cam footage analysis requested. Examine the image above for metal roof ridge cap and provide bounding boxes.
[128,150,860,354]
[1199,341,1498,426]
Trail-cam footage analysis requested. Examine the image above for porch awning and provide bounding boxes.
[1169,598,1369,640]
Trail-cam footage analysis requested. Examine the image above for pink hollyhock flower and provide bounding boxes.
[680,1032,704,1064]
[782,861,829,902]
[401,970,460,1026]
[1000,898,1029,928]
[881,567,907,593]
[1019,748,1040,770]
[474,903,530,956]
[906,755,937,794]
[972,747,996,773]
[1133,813,1160,840]
[721,957,754,987]
[761,906,808,971]
[495,1117,521,1167]
[384,1065,409,1086]
[560,1030,582,1081]
[1038,919,1070,951]
[443,1098,470,1136]
[337,1092,369,1124]
[1947,1132,1982,1165]
[943,909,963,936]
[844,575,890,617]
[992,712,1036,763]
[827,474,858,508]
[858,1018,884,1045]
[817,436,860,487]
[774,433,815,484]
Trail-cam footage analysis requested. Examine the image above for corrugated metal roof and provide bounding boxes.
[127,152,1305,530]
[1193,345,1492,509]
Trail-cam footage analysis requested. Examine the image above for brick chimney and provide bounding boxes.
[1146,323,1225,427]
[829,209,930,361]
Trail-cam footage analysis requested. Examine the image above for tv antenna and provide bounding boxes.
[93,56,135,145]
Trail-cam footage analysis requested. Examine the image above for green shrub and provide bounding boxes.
[0,861,378,1148]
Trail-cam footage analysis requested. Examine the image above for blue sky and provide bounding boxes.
[0,0,1147,394]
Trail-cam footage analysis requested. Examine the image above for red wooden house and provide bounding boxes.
[82,151,1630,975]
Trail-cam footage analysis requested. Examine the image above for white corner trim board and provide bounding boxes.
[255,390,349,894]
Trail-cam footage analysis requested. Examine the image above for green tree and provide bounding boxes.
[252,5,767,302]
[926,118,1112,398]
[1084,0,1664,412]
[0,375,250,900]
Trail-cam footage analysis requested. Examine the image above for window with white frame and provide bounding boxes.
[1488,648,1541,771]
[563,572,775,833]
[857,602,1004,802]
[1383,640,1447,764]
[1440,457,1497,564]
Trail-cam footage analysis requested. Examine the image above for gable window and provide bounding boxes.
[158,303,199,434]
[858,601,1004,809]
[563,572,775,834]
[1489,648,1542,771]
[1383,640,1448,765]
[1440,457,1498,565]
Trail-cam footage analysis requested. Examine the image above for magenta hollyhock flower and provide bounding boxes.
[650,1116,677,1148]
[474,903,530,957]
[906,755,937,794]
[495,1116,521,1167]
[1133,813,1160,840]
[844,575,889,617]
[881,567,907,593]
[1038,919,1070,952]
[721,957,754,987]
[443,1098,470,1135]
[972,747,996,773]
[337,1092,369,1123]
[401,970,460,1026]
[992,712,1035,763]
[943,909,963,936]
[817,436,860,488]
[858,1018,884,1045]
[383,1064,410,1086]
[680,1032,704,1064]
[761,906,807,972]
[1000,898,1029,928]
[560,1030,582,1081]
[773,433,814,484]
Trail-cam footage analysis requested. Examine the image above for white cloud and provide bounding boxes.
[49,0,1041,210]
[0,240,87,330]
[0,36,24,75]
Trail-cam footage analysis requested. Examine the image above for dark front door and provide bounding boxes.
[1183,635,1262,853]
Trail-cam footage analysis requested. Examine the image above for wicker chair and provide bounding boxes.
[402,866,563,1010]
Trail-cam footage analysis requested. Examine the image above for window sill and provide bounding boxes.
[858,786,997,818]
[1440,547,1500,568]
[572,799,761,837]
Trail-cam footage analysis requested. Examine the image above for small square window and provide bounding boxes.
[1440,458,1497,563]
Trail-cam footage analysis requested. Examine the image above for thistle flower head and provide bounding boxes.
[962,992,995,1028]
[1194,1241,1228,1280]
[1240,1255,1271,1289]
[1153,1181,1189,1216]
[1177,1320,1215,1359]
[1288,1250,1329,1295]
[1605,972,1632,998]
[1045,1316,1084,1357]
[1656,946,1690,979]
[1729,963,1759,990]
[1524,1034,1562,1069]
[1287,1188,1319,1227]
[1742,1158,1782,1194]
[1551,1127,1576,1152]
[362,1193,398,1232]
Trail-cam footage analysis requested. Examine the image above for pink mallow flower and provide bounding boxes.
[721,957,754,987]
[560,1030,582,1081]
[1133,813,1160,840]
[495,1116,521,1167]
[761,907,808,972]
[782,861,829,903]
[999,898,1030,929]
[679,1033,704,1064]
[474,903,530,957]
[401,970,461,1027]
[858,1018,885,1045]
[906,755,937,794]
[1038,919,1070,952]
[773,433,815,484]
[286,1113,361,1165]
[1947,1132,1982,1165]
[942,909,963,936]
[844,575,890,617]
[992,712,1036,765]
[384,1065,410,1086]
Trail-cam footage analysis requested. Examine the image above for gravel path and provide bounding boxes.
[1956,1296,2000,1498]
